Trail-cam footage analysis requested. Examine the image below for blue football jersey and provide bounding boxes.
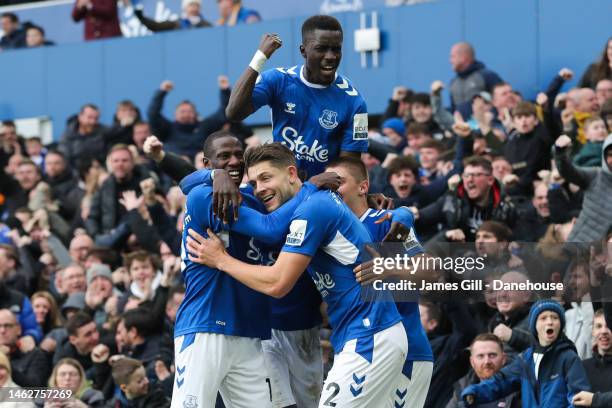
[174,184,271,340]
[281,191,401,352]
[179,169,323,332]
[360,208,434,362]
[252,65,369,178]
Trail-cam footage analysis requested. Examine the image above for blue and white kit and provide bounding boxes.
[360,207,434,408]
[252,65,369,178]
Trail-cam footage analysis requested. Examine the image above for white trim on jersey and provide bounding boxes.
[299,65,338,89]
[323,230,360,265]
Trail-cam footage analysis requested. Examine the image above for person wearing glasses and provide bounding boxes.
[0,309,50,388]
[413,155,517,243]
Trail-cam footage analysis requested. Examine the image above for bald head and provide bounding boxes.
[450,42,475,72]
[496,271,531,317]
[575,88,600,114]
[69,235,93,265]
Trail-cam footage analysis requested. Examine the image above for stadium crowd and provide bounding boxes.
[0,0,260,50]
[0,15,612,407]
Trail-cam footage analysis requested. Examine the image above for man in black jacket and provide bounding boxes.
[111,357,170,408]
[0,309,50,387]
[147,77,230,160]
[415,156,517,243]
[58,103,109,168]
[502,101,551,197]
[44,150,83,222]
[85,144,155,248]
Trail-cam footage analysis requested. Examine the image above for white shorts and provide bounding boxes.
[394,360,433,408]
[171,332,272,408]
[318,322,407,408]
[262,327,323,408]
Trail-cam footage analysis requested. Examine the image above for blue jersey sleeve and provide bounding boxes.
[281,195,330,257]
[19,297,43,343]
[179,169,213,195]
[252,69,280,111]
[230,182,318,244]
[388,207,424,257]
[340,96,369,153]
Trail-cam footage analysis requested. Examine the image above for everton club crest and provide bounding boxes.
[319,109,339,130]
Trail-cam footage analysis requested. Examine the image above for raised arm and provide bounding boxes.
[226,33,282,121]
[554,135,598,190]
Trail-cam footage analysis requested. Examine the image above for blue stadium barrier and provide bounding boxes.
[0,0,610,139]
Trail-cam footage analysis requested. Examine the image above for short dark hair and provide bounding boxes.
[512,101,537,118]
[27,25,44,36]
[406,122,430,137]
[18,158,41,174]
[387,156,418,179]
[326,157,368,183]
[244,142,296,170]
[1,13,18,23]
[463,155,492,174]
[492,82,511,95]
[79,103,99,114]
[1,121,16,129]
[411,92,430,107]
[0,244,19,268]
[121,308,156,337]
[470,333,504,353]
[419,301,441,323]
[301,15,343,42]
[66,312,94,337]
[124,250,160,271]
[202,130,241,158]
[477,221,512,242]
[419,139,445,153]
[112,357,143,386]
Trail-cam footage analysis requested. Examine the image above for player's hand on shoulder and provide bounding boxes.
[367,193,394,210]
[259,33,282,58]
[309,171,341,191]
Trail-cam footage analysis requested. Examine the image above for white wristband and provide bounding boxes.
[249,50,268,73]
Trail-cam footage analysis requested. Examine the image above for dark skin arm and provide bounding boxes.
[226,33,282,121]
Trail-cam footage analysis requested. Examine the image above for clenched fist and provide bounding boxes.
[160,80,174,92]
[258,33,282,59]
[555,134,572,149]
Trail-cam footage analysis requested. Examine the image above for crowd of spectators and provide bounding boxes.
[0,21,612,408]
[0,0,260,51]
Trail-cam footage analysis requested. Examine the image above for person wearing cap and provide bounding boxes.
[0,351,35,408]
[461,299,590,407]
[134,0,212,33]
[83,263,116,326]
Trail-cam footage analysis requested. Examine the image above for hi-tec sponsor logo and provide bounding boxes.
[353,113,368,140]
[281,126,329,163]
[286,220,307,246]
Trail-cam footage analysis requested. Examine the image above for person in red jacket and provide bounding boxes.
[71,0,121,41]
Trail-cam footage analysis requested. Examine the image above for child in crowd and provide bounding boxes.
[462,299,590,407]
